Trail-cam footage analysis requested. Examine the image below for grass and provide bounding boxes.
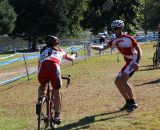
[0,43,160,130]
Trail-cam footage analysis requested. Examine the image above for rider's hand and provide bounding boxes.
[131,63,140,71]
[90,44,93,49]
[90,45,102,50]
[71,51,78,57]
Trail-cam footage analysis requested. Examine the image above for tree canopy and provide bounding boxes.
[2,0,160,50]
[142,0,160,32]
[66,0,88,36]
[81,0,142,35]
[9,0,69,36]
[0,0,17,35]
[9,0,69,50]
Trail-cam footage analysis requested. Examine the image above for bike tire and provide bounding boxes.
[50,92,63,128]
[50,94,55,129]
[38,96,48,130]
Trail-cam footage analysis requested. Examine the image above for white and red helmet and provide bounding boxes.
[111,20,124,29]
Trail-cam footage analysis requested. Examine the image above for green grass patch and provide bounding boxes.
[0,117,29,130]
[0,42,160,130]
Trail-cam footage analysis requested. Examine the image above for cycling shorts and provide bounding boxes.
[38,60,62,90]
[117,59,136,78]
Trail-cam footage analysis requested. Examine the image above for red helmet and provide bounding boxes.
[46,35,59,46]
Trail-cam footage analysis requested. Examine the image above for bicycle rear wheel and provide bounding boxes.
[38,96,49,130]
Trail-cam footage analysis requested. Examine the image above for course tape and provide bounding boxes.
[0,55,85,86]
[0,46,84,85]
[63,45,83,52]
[0,46,83,67]
[0,52,38,60]
[0,69,37,86]
[0,54,17,60]
[0,58,22,66]
[16,52,38,55]
[0,54,40,66]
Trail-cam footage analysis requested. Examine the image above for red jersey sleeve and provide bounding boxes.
[63,53,68,59]
[59,49,67,59]
[131,36,138,47]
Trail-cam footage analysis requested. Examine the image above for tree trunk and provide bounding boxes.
[31,35,37,51]
[144,29,147,35]
[144,0,147,35]
[28,35,32,50]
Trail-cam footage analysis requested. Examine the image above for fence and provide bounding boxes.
[0,45,86,86]
[134,33,159,42]
[0,34,150,86]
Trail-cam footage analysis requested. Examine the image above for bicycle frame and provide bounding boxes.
[38,75,71,130]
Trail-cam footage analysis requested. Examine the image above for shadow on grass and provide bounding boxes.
[139,65,154,71]
[140,65,153,68]
[55,110,129,130]
[135,79,160,86]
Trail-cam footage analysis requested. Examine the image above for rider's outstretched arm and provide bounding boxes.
[65,54,77,61]
[91,44,110,51]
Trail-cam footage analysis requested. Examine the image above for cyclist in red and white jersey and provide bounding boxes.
[91,20,142,112]
[36,35,77,124]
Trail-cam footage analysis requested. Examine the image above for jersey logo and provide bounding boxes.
[116,40,131,48]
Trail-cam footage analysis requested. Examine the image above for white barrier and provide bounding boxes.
[0,45,85,86]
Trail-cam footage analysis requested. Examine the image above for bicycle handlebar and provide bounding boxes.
[61,75,71,86]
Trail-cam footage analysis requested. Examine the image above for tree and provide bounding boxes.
[81,0,143,35]
[66,0,88,37]
[9,0,69,50]
[0,0,16,35]
[81,0,109,35]
[142,0,160,33]
[113,0,142,34]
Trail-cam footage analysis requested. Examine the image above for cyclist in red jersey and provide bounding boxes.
[36,35,77,124]
[91,20,142,112]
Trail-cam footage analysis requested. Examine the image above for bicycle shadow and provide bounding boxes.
[55,110,129,130]
[135,79,160,86]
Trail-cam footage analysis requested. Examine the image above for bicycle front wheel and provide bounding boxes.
[38,97,49,130]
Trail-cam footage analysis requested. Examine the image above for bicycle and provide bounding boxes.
[153,42,160,69]
[37,75,71,130]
